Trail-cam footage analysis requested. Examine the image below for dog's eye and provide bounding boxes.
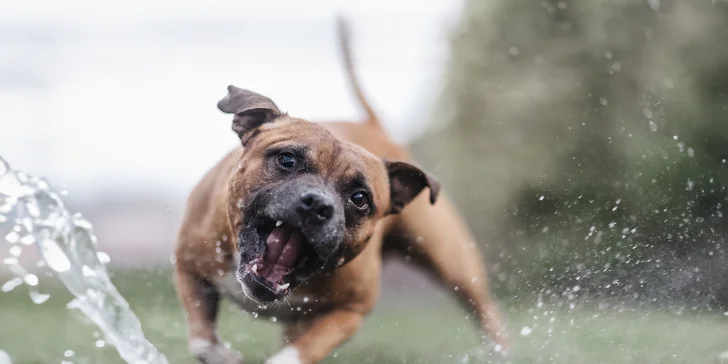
[350,191,369,209]
[277,153,297,169]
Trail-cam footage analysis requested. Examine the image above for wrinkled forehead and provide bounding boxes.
[253,118,388,186]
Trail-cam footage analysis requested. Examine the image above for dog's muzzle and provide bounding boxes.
[235,182,346,302]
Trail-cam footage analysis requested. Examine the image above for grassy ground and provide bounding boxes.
[1,268,727,364]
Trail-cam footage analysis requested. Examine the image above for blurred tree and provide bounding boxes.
[412,0,728,305]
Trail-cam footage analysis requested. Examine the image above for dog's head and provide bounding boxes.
[218,85,440,304]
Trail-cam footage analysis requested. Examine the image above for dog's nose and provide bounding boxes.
[299,192,335,223]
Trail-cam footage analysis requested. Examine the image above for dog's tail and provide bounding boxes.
[337,15,382,129]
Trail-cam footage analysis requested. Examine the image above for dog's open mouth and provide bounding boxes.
[241,218,318,298]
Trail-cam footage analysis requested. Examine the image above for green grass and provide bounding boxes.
[1,268,728,364]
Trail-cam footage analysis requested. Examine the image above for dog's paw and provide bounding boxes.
[265,346,301,364]
[195,347,244,364]
[190,338,244,364]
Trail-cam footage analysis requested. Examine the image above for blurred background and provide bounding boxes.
[0,0,458,265]
[2,0,728,363]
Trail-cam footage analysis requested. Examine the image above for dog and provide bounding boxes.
[173,16,508,364]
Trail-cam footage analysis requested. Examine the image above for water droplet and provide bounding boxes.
[539,195,545,201]
[30,291,51,304]
[520,326,533,336]
[165,206,170,210]
[9,246,22,257]
[303,296,310,303]
[25,202,40,218]
[1,277,23,292]
[5,231,19,243]
[24,274,38,286]
[648,120,658,132]
[508,47,519,56]
[270,316,278,323]
[252,312,259,318]
[643,108,654,119]
[0,173,26,198]
[95,340,106,348]
[0,349,11,364]
[82,265,97,277]
[687,148,694,157]
[2,257,18,265]
[599,97,608,106]
[64,350,75,357]
[39,239,71,273]
[96,252,111,264]
[19,235,35,245]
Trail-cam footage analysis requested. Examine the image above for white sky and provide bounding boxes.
[0,0,463,199]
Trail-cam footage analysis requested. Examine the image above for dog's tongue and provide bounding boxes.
[261,224,304,283]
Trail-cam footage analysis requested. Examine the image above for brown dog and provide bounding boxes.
[173,17,508,364]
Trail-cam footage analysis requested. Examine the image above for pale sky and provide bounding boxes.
[0,0,463,199]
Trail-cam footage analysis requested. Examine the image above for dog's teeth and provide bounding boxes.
[277,283,290,291]
[275,220,284,227]
[251,264,258,274]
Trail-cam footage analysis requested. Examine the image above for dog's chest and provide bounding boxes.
[212,273,330,323]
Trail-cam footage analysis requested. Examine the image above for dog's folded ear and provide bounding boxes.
[384,160,441,214]
[217,85,282,144]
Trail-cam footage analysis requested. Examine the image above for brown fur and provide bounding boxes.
[174,15,508,364]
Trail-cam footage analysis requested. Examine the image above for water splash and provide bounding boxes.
[0,156,168,364]
[0,350,11,364]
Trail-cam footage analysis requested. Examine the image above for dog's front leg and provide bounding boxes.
[267,310,364,364]
[175,266,244,364]
[388,192,509,355]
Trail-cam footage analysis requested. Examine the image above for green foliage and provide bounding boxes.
[413,0,728,301]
